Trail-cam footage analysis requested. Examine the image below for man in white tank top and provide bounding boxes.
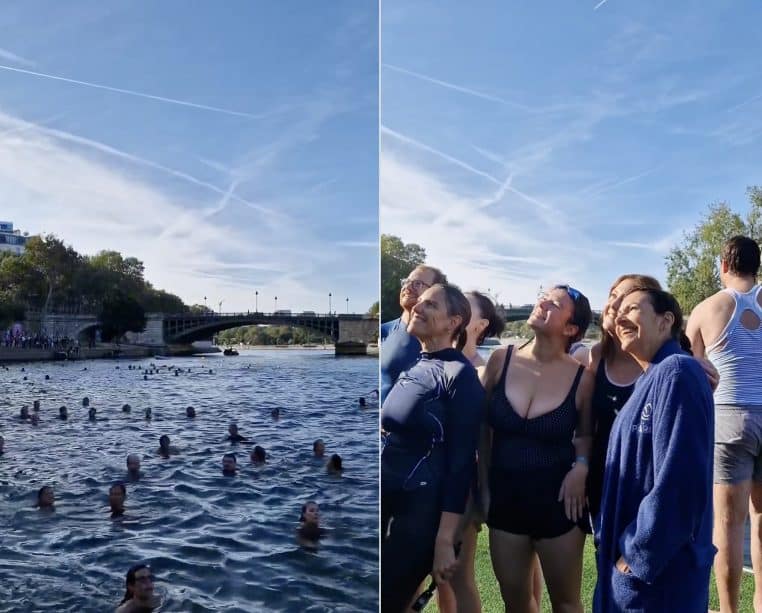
[687,235,762,613]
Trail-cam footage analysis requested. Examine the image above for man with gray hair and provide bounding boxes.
[687,235,762,613]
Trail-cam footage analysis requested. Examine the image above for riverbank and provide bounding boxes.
[0,344,153,363]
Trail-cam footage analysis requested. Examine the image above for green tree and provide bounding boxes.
[367,301,379,317]
[99,291,147,341]
[23,235,82,314]
[381,234,426,322]
[666,187,762,314]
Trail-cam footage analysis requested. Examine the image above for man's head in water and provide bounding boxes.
[20,406,29,420]
[37,485,55,509]
[359,397,366,407]
[145,407,152,420]
[327,454,343,473]
[88,407,97,421]
[109,482,126,516]
[59,406,68,420]
[271,407,280,420]
[186,406,196,418]
[119,563,155,608]
[30,413,39,426]
[122,404,131,413]
[250,446,266,464]
[159,435,170,455]
[0,434,4,453]
[82,396,89,407]
[127,454,141,477]
[313,439,325,458]
[228,423,239,437]
[222,453,237,475]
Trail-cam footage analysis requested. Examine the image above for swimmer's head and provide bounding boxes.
[122,404,131,413]
[126,454,141,475]
[186,406,196,418]
[300,500,320,526]
[120,563,154,605]
[88,407,97,420]
[222,453,237,474]
[313,439,325,458]
[359,397,366,407]
[30,413,39,426]
[271,408,280,420]
[37,485,55,508]
[20,406,29,419]
[82,396,89,407]
[0,434,4,451]
[327,454,343,473]
[144,407,152,420]
[59,406,68,420]
[159,435,170,452]
[33,400,40,410]
[109,481,126,514]
[250,446,266,464]
[228,423,238,436]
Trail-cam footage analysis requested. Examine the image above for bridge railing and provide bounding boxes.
[163,312,370,320]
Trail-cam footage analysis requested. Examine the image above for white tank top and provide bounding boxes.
[707,285,762,405]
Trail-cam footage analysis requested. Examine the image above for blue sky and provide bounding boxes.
[381,1,762,309]
[0,1,377,314]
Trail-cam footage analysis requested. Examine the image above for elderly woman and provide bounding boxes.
[481,285,595,613]
[594,288,715,612]
[381,283,484,613]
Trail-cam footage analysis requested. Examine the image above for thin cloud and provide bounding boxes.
[594,0,610,10]
[336,240,377,248]
[0,48,36,67]
[384,63,533,112]
[0,63,264,119]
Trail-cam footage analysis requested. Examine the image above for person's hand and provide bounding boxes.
[432,539,458,585]
[695,357,720,391]
[615,556,631,574]
[558,463,587,522]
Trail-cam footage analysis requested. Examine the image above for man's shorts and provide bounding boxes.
[715,405,762,484]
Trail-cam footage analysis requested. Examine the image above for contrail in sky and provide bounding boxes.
[0,63,261,119]
[594,0,610,9]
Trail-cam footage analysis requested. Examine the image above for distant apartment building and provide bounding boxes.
[0,222,30,255]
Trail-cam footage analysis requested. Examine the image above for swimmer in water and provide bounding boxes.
[30,413,39,426]
[88,407,97,421]
[0,434,4,454]
[127,454,141,480]
[33,400,40,411]
[250,446,266,465]
[186,406,196,418]
[59,406,68,420]
[19,406,30,420]
[271,407,280,420]
[122,404,131,413]
[226,424,248,443]
[358,397,366,407]
[326,453,343,474]
[109,482,126,517]
[82,396,90,407]
[297,500,325,548]
[313,439,326,459]
[37,485,55,509]
[158,435,173,457]
[222,453,238,475]
[116,564,160,612]
[144,407,152,420]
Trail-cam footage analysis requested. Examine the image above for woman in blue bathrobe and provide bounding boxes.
[594,288,716,613]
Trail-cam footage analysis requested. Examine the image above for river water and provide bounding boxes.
[0,349,379,612]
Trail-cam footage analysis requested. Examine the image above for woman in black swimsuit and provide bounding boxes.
[481,285,595,613]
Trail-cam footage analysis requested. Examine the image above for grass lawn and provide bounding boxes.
[425,529,756,612]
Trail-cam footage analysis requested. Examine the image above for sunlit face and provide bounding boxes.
[302,502,320,525]
[131,567,154,600]
[615,291,673,359]
[109,485,125,511]
[408,287,460,342]
[222,456,237,473]
[399,268,436,311]
[39,487,55,508]
[527,288,576,338]
[603,278,641,334]
[466,295,488,346]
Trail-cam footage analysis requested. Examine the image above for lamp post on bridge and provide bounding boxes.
[274,296,278,313]
[328,293,332,315]
[204,296,207,311]
[255,291,258,313]
[346,297,349,314]
[218,300,223,315]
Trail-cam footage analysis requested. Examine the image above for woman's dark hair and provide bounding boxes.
[120,563,150,604]
[110,481,126,496]
[159,435,169,446]
[622,287,684,341]
[553,285,592,350]
[329,453,342,470]
[299,500,318,522]
[466,291,505,345]
[37,486,52,505]
[601,275,662,362]
[252,446,266,461]
[430,283,471,351]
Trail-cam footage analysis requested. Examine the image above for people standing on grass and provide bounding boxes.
[480,285,594,613]
[686,235,762,613]
[594,287,715,612]
[381,283,484,613]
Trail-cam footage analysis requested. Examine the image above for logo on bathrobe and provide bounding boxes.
[631,403,653,434]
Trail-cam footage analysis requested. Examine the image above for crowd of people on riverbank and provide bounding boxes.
[380,235,762,613]
[1,328,76,351]
[0,359,373,611]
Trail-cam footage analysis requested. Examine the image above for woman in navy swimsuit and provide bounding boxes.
[480,285,595,613]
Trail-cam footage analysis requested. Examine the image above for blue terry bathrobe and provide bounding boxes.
[593,339,716,612]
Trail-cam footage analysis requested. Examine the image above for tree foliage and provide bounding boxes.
[367,301,379,317]
[98,291,147,341]
[381,234,426,322]
[217,325,329,346]
[666,187,762,314]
